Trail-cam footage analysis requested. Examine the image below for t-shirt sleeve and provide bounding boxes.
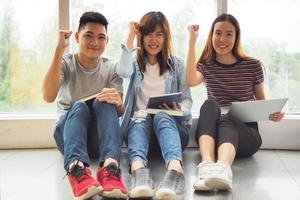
[110,62,123,93]
[196,62,205,76]
[60,55,69,82]
[254,60,264,85]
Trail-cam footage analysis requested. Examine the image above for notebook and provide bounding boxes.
[228,98,288,122]
[79,94,98,102]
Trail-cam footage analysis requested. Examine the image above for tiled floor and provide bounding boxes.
[1,148,300,200]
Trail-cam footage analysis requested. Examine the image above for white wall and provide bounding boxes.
[0,115,299,150]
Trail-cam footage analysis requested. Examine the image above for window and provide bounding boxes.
[1,0,299,114]
[228,0,300,113]
[0,0,58,113]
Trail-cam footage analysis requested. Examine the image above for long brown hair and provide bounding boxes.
[198,13,246,65]
[136,11,173,75]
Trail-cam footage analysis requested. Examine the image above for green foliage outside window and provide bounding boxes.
[0,0,299,113]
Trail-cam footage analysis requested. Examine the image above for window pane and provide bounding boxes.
[228,0,300,113]
[70,0,215,112]
[0,0,58,113]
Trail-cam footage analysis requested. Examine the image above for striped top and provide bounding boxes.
[197,58,264,107]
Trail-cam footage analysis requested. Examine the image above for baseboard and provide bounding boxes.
[0,114,299,150]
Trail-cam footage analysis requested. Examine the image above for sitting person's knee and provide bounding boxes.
[93,99,116,111]
[153,111,173,121]
[70,101,89,114]
[203,99,218,108]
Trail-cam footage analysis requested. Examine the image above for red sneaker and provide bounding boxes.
[97,163,128,199]
[68,164,102,200]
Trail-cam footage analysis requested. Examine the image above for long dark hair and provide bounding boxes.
[136,11,173,75]
[198,13,246,64]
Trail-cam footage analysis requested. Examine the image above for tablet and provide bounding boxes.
[146,92,184,116]
[146,92,182,108]
[228,98,288,122]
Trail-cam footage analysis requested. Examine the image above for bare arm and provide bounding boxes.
[186,25,204,86]
[42,30,72,102]
[254,83,266,100]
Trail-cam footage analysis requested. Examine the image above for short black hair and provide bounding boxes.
[78,11,108,32]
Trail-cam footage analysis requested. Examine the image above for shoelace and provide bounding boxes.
[197,161,214,177]
[103,165,120,181]
[159,170,183,192]
[136,169,152,183]
[211,162,226,173]
[64,160,89,183]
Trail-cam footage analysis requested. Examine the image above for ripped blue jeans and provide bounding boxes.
[125,111,190,167]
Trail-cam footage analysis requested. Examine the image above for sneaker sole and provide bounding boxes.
[154,188,184,200]
[74,185,102,200]
[205,177,232,190]
[193,183,214,191]
[102,189,127,199]
[129,185,155,198]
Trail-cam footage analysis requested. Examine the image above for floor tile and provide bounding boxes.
[1,148,300,200]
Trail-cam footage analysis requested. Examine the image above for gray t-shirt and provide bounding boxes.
[57,54,123,119]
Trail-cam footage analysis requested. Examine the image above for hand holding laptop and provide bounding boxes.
[269,111,285,122]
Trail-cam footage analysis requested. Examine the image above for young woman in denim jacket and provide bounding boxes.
[117,11,192,200]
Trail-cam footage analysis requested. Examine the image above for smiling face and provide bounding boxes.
[212,21,236,58]
[75,22,108,62]
[142,25,165,64]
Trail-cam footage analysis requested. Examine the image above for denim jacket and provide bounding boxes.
[117,44,192,136]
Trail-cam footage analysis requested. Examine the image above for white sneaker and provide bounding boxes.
[193,161,215,191]
[205,161,233,190]
[154,170,185,200]
[129,168,154,198]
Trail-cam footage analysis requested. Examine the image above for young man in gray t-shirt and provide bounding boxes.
[42,12,127,199]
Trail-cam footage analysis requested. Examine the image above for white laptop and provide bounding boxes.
[228,98,288,122]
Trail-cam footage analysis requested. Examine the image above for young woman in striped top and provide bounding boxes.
[186,13,284,191]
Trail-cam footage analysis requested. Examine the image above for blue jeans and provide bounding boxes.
[54,99,122,170]
[125,111,190,167]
